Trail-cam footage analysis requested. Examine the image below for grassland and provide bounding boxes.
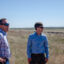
[7,28,64,64]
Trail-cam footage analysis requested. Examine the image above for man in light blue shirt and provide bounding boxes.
[0,18,11,64]
[27,22,49,64]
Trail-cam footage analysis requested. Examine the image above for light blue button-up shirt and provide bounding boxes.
[0,29,11,59]
[27,32,49,59]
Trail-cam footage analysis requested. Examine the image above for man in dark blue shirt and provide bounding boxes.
[27,22,49,64]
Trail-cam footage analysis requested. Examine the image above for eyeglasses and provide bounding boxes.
[38,26,43,29]
[0,23,9,26]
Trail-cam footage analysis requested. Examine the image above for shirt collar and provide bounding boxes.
[34,32,42,36]
[0,29,6,35]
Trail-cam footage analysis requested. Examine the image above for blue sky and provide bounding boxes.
[0,0,64,28]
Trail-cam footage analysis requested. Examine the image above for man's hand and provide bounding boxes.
[45,58,48,63]
[0,58,6,62]
[28,58,31,64]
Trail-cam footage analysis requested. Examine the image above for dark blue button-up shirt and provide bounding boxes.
[27,32,49,59]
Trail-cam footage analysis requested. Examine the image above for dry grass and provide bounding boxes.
[7,28,64,64]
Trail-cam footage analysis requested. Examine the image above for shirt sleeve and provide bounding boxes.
[27,35,32,58]
[0,35,8,58]
[44,36,49,59]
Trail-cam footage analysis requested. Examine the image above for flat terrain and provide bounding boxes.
[7,28,64,64]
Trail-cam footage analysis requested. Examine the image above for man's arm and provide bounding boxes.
[44,36,49,62]
[27,35,32,63]
[0,35,8,62]
[0,35,8,59]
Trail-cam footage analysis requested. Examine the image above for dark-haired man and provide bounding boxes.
[0,18,11,64]
[27,22,49,64]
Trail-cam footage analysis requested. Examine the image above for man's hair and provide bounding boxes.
[34,22,43,30]
[0,18,6,24]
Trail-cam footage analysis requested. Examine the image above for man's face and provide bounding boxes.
[2,19,9,32]
[36,26,43,34]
